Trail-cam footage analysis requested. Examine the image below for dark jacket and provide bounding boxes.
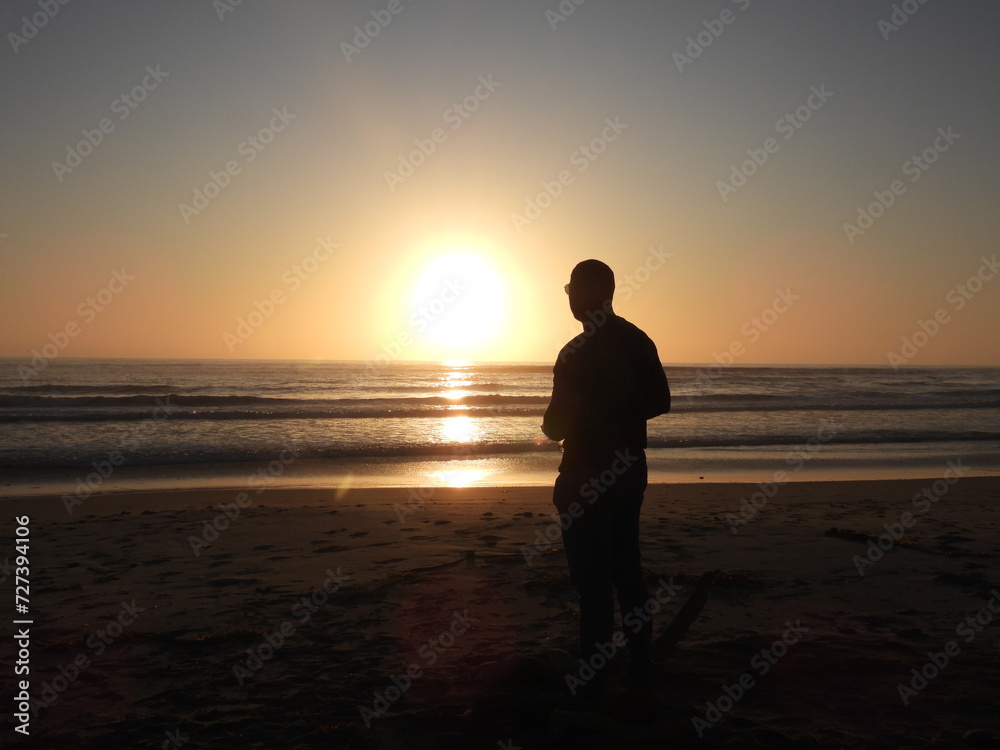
[542,314,670,473]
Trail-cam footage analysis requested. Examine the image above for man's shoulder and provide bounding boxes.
[555,333,589,369]
[607,315,657,350]
[608,314,643,334]
[554,315,657,370]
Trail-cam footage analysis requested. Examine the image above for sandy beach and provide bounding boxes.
[5,0,999,746]
[2,475,998,749]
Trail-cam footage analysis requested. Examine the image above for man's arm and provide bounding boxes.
[542,362,579,441]
[645,346,671,419]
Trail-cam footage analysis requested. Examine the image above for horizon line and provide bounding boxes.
[0,356,997,369]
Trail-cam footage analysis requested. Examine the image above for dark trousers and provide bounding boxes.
[553,453,651,695]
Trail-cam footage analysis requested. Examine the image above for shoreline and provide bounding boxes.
[5,474,998,524]
[3,450,999,500]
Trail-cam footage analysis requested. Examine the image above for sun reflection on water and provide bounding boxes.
[441,415,479,443]
[431,362,489,487]
[431,468,489,487]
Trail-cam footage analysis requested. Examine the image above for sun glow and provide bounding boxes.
[408,248,507,358]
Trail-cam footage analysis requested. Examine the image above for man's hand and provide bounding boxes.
[542,388,579,441]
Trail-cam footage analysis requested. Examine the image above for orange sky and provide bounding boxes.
[2,3,998,366]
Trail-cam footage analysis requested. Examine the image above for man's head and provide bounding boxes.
[566,259,615,321]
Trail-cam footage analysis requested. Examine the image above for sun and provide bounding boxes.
[409,249,506,355]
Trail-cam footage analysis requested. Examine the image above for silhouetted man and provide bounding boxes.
[542,259,671,697]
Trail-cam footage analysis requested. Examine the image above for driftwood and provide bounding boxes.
[651,569,717,661]
[543,577,717,741]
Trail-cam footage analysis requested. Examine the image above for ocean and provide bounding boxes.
[1,359,998,494]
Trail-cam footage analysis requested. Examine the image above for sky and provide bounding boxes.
[1,0,998,366]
